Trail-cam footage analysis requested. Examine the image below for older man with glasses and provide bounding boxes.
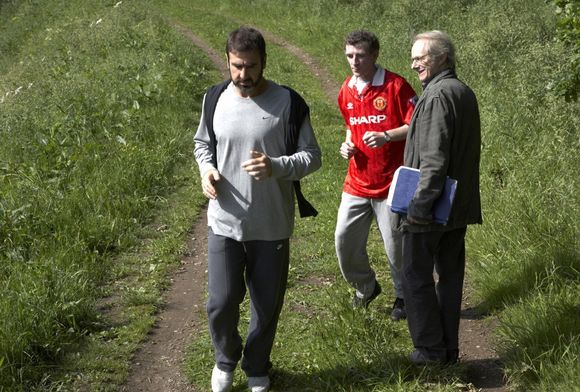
[399,30,482,365]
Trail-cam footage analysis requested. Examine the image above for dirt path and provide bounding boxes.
[258,30,339,101]
[121,210,208,392]
[122,23,506,392]
[459,295,506,391]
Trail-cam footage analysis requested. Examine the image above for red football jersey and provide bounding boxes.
[338,67,416,198]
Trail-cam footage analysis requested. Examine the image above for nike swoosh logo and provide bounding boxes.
[262,116,270,120]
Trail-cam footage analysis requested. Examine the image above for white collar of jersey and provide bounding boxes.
[348,65,385,89]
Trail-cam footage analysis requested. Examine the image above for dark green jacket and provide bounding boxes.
[403,69,482,232]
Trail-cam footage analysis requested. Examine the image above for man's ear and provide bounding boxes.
[437,53,448,68]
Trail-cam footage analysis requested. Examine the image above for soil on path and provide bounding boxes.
[121,24,506,392]
[121,210,208,392]
[459,293,506,391]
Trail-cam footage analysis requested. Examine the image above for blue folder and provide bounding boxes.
[387,166,457,225]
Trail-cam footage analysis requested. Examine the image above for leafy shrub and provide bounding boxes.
[548,0,580,101]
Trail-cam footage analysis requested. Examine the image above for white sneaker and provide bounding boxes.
[248,375,270,392]
[211,365,233,392]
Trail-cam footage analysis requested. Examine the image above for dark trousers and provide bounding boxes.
[207,229,290,377]
[402,227,467,360]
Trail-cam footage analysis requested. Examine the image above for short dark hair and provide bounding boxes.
[344,30,380,54]
[226,27,266,61]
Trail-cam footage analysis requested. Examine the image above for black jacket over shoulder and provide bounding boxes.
[404,69,482,232]
[203,80,318,218]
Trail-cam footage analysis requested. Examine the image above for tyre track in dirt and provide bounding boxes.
[122,21,505,392]
[121,209,208,392]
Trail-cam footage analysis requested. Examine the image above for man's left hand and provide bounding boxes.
[242,150,272,180]
[406,215,430,225]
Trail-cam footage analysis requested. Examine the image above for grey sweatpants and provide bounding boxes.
[206,229,289,377]
[335,192,404,299]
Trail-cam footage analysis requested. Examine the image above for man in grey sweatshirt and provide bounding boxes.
[194,27,321,392]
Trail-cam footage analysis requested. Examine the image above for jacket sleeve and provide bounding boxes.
[270,114,322,180]
[193,95,217,177]
[407,94,452,222]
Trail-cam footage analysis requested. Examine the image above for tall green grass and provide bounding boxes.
[0,0,215,388]
[1,0,578,390]
[496,282,579,391]
[156,0,579,390]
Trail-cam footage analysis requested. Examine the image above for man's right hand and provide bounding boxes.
[339,141,357,160]
[202,169,220,200]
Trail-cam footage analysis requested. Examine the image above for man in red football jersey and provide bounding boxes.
[335,30,417,321]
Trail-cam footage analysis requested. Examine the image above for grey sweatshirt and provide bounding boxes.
[194,81,321,241]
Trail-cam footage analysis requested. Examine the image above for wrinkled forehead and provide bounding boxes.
[411,39,430,57]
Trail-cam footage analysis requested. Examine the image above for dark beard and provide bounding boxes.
[231,71,264,94]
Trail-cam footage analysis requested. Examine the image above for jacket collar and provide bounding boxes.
[422,68,456,89]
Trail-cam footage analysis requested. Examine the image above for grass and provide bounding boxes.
[0,0,215,389]
[155,0,579,390]
[0,0,578,390]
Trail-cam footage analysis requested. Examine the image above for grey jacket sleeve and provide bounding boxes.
[270,114,322,180]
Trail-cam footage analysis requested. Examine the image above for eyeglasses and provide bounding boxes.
[411,54,429,64]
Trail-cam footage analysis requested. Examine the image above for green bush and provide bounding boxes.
[548,0,580,101]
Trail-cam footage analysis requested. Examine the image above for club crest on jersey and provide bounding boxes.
[373,96,387,111]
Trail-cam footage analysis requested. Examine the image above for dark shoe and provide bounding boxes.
[446,349,459,364]
[352,281,382,308]
[409,349,447,366]
[390,297,406,321]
